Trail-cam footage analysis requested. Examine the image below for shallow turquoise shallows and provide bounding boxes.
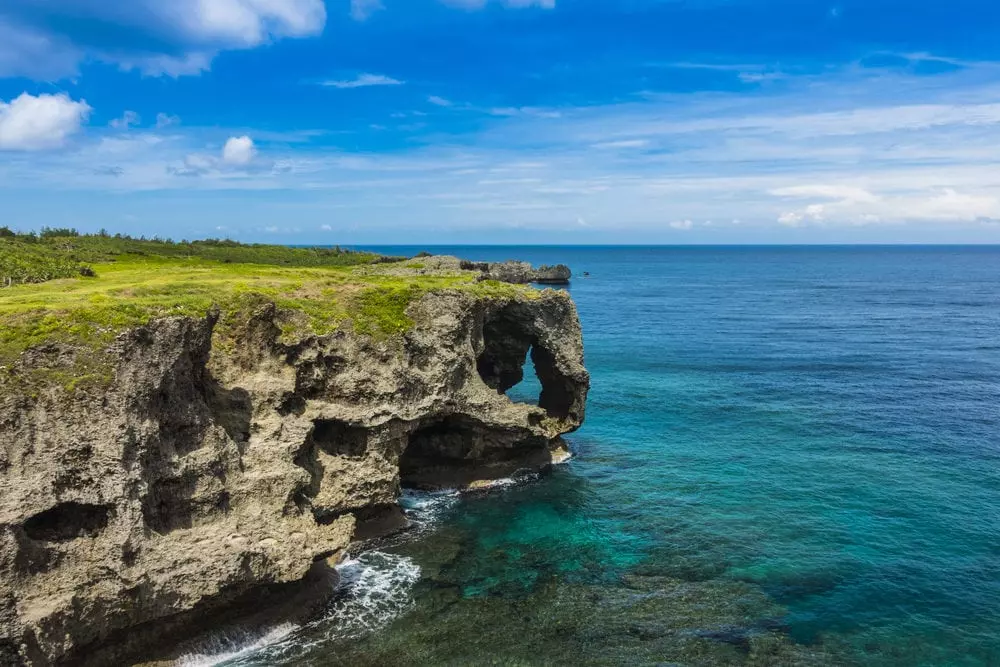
[210,247,1000,667]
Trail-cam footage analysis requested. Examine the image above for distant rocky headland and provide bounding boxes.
[0,233,588,666]
[461,259,572,285]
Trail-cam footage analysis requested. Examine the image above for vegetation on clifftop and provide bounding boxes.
[0,227,382,286]
[0,230,536,392]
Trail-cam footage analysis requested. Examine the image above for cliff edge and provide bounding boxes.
[0,240,589,666]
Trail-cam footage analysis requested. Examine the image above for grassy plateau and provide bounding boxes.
[0,229,532,392]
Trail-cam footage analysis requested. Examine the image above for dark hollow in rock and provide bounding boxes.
[142,470,230,534]
[206,383,252,446]
[477,316,533,395]
[532,345,574,420]
[23,503,110,542]
[291,419,372,520]
[400,414,549,489]
[477,306,576,420]
[311,419,369,458]
[352,504,410,541]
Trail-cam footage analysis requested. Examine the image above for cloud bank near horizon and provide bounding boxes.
[2,0,1000,243]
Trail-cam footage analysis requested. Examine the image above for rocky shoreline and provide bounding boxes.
[0,258,589,666]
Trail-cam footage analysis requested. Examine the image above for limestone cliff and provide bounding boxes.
[0,287,588,666]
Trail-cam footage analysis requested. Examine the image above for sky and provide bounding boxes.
[2,0,1000,244]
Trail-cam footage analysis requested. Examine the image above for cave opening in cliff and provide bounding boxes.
[505,348,542,406]
[310,419,369,458]
[399,414,548,489]
[477,309,575,420]
[23,502,111,542]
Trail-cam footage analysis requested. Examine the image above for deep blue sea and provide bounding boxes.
[196,247,1000,667]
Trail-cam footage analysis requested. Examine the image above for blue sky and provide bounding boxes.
[2,0,1000,243]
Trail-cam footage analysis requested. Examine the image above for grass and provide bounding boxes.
[0,231,384,287]
[0,232,537,393]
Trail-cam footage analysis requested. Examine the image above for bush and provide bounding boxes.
[40,227,80,238]
[0,232,382,288]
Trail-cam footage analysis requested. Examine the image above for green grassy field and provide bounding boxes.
[0,228,382,286]
[0,231,532,392]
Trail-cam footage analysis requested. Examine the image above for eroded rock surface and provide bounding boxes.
[460,260,573,285]
[0,289,588,666]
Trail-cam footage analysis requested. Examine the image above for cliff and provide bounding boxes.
[0,244,589,666]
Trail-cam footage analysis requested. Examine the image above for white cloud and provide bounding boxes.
[156,113,181,128]
[592,139,650,149]
[0,0,326,78]
[350,0,384,20]
[770,185,878,204]
[172,0,326,44]
[775,186,1000,227]
[440,0,555,8]
[428,96,453,107]
[489,106,561,119]
[118,51,214,78]
[6,57,1000,241]
[222,136,257,165]
[110,110,141,130]
[322,73,404,89]
[320,224,333,231]
[0,20,81,79]
[0,93,91,151]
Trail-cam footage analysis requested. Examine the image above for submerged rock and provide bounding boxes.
[0,288,589,665]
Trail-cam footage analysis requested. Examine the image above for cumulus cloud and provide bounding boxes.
[156,113,181,128]
[168,0,326,44]
[168,135,262,177]
[222,135,256,165]
[321,73,404,88]
[0,0,327,78]
[0,0,561,78]
[110,111,141,130]
[669,219,694,230]
[774,185,1000,227]
[0,93,91,151]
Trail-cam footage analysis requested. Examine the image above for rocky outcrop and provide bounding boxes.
[0,288,588,666]
[461,260,573,285]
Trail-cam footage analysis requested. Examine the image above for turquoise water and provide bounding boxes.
[216,247,1000,666]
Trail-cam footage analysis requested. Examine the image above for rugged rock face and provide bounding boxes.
[0,288,588,666]
[461,260,573,285]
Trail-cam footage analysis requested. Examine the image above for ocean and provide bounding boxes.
[193,246,1000,666]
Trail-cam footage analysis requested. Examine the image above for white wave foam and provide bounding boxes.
[171,479,537,665]
[172,551,421,666]
[399,488,460,530]
[174,623,298,667]
[312,550,422,641]
[472,476,519,489]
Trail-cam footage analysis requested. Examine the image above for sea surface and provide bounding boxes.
[191,246,1000,666]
